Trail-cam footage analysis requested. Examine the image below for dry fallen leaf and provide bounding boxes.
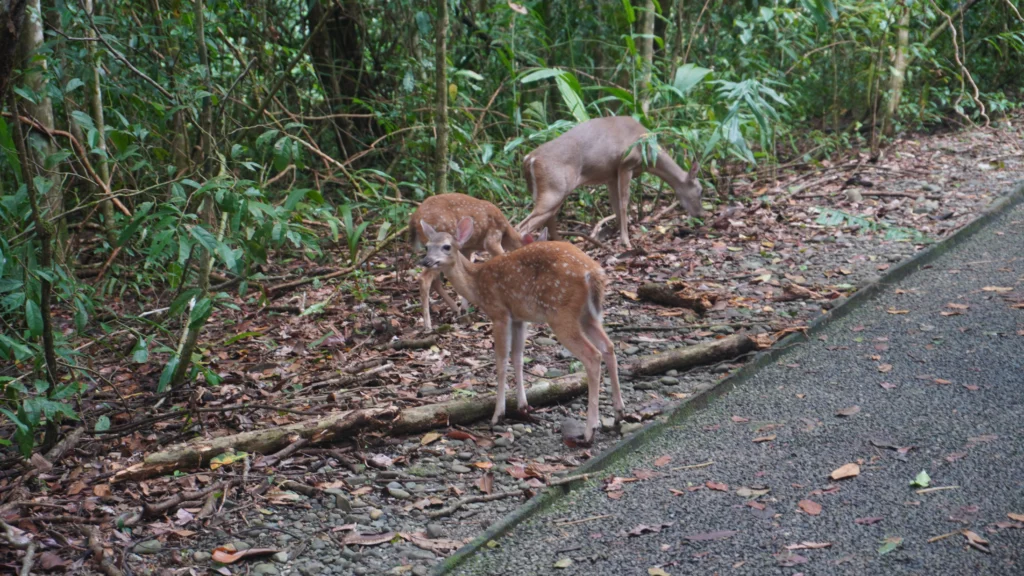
[648,568,671,576]
[420,431,442,445]
[798,499,823,516]
[855,516,883,525]
[880,382,897,390]
[620,290,640,301]
[731,415,750,423]
[476,472,494,495]
[836,405,861,417]
[342,532,395,546]
[946,303,969,310]
[654,455,673,467]
[1008,513,1024,522]
[753,434,777,443]
[211,547,279,564]
[473,461,494,470]
[831,463,861,480]
[963,530,990,553]
[982,286,1013,292]
[706,481,729,492]
[887,308,909,314]
[878,364,893,373]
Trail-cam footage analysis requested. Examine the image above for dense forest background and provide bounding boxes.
[1,0,1022,457]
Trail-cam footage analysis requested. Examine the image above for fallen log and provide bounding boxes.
[636,282,711,314]
[112,374,590,483]
[631,333,756,376]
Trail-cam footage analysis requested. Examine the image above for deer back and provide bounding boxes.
[410,193,521,253]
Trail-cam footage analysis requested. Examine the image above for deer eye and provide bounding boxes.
[443,245,452,252]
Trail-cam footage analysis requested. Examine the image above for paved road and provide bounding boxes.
[452,199,1024,575]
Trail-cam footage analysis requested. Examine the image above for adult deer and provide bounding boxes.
[410,193,544,331]
[517,116,703,249]
[420,217,622,444]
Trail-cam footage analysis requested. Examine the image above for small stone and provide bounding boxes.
[544,368,567,378]
[426,523,446,539]
[133,540,162,555]
[230,540,251,552]
[451,463,471,474]
[388,486,411,500]
[845,189,863,203]
[457,451,474,461]
[252,563,280,576]
[387,481,403,491]
[192,551,212,562]
[272,551,289,563]
[494,437,512,447]
[660,376,679,385]
[419,385,446,397]
[633,381,658,391]
[324,489,352,512]
[667,370,678,376]
[620,422,644,435]
[511,424,527,433]
[535,337,558,346]
[623,346,641,355]
[710,325,734,335]
[923,183,942,193]
[369,508,384,520]
[412,566,429,576]
[600,417,616,431]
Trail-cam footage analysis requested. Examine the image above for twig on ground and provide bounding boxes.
[80,525,124,576]
[428,489,527,519]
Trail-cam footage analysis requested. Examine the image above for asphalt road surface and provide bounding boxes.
[452,200,1024,575]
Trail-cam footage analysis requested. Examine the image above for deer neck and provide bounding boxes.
[442,251,484,307]
[646,152,688,190]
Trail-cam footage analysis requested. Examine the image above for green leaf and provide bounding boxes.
[64,78,85,93]
[555,76,590,123]
[25,299,43,338]
[673,64,713,94]
[621,0,635,23]
[910,470,930,488]
[109,130,133,152]
[0,118,23,185]
[222,331,262,346]
[878,537,902,555]
[189,297,213,329]
[157,356,178,393]
[95,415,111,432]
[132,337,149,363]
[455,69,485,81]
[190,225,218,253]
[71,110,95,131]
[520,68,566,84]
[210,451,248,470]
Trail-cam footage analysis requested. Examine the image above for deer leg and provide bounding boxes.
[616,168,633,249]
[430,273,462,317]
[491,314,512,425]
[551,318,604,444]
[518,187,564,239]
[420,270,437,332]
[583,319,623,422]
[511,320,528,414]
[483,230,506,257]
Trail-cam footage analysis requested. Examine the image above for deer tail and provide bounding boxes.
[583,271,605,324]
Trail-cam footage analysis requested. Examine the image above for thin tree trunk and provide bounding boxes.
[19,0,65,264]
[434,0,449,195]
[639,0,656,115]
[670,0,685,69]
[169,0,217,389]
[83,0,116,242]
[881,2,911,137]
[8,92,61,450]
[0,0,28,101]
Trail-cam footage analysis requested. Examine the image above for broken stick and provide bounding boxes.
[631,333,757,376]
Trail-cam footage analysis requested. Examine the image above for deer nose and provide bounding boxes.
[420,256,435,268]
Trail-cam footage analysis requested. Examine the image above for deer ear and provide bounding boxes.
[455,217,474,245]
[421,221,437,238]
[535,228,549,242]
[688,161,700,179]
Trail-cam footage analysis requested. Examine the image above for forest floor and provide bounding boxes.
[1,116,1023,576]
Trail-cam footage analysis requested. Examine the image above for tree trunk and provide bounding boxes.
[0,0,28,101]
[113,374,592,482]
[631,333,756,375]
[83,0,116,242]
[169,0,217,390]
[19,0,65,264]
[670,0,685,69]
[639,0,656,114]
[881,2,911,137]
[434,0,449,195]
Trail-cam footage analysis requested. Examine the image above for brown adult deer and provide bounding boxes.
[420,217,621,443]
[517,116,703,249]
[410,193,544,331]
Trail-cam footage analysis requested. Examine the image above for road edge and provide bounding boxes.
[433,182,1024,575]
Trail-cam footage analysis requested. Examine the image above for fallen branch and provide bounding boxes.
[81,525,124,576]
[113,374,591,482]
[636,282,711,314]
[428,489,526,519]
[384,336,437,350]
[631,333,757,376]
[143,480,232,517]
[774,283,823,302]
[19,541,36,576]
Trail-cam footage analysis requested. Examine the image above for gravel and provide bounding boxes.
[453,199,1024,575]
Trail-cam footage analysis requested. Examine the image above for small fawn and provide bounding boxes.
[420,216,622,443]
[410,193,543,331]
